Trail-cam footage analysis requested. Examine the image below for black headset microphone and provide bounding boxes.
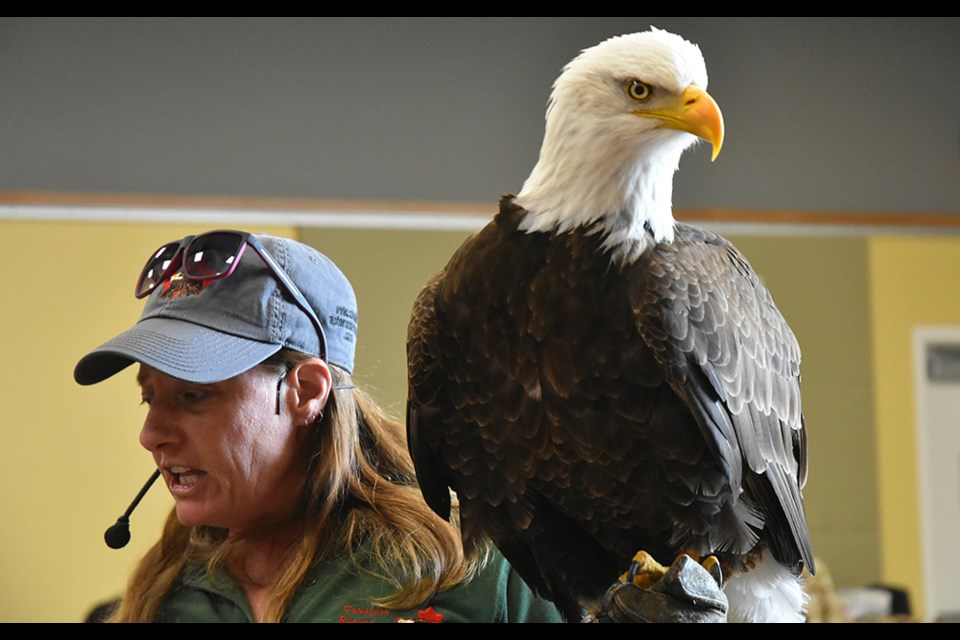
[104,469,162,549]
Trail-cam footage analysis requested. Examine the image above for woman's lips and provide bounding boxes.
[168,465,206,491]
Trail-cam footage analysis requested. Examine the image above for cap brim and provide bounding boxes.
[74,317,282,385]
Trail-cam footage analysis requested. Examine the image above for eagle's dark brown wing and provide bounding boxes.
[407,196,812,620]
[631,222,813,575]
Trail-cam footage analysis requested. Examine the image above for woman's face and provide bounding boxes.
[137,364,310,535]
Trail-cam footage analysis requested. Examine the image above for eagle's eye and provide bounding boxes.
[626,79,653,101]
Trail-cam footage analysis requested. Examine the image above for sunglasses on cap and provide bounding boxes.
[135,230,328,361]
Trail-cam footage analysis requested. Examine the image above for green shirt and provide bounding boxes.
[157,550,563,623]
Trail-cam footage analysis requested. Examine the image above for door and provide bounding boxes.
[915,328,960,622]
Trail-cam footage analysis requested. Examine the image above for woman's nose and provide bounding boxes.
[139,407,181,452]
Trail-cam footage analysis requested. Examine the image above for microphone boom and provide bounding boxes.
[104,469,161,549]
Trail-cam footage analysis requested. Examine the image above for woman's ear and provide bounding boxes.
[286,358,332,426]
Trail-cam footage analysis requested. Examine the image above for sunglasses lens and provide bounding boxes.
[184,232,246,280]
[136,242,183,298]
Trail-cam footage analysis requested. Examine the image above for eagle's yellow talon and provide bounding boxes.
[701,555,718,572]
[702,555,723,587]
[621,550,668,588]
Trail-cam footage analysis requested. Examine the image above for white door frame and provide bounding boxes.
[913,326,960,622]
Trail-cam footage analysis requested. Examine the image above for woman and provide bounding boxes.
[74,230,562,623]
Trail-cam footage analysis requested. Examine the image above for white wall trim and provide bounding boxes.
[3,203,960,237]
[0,203,492,232]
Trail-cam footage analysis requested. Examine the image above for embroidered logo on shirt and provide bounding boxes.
[338,604,390,623]
[337,603,444,623]
[417,606,444,623]
[395,607,444,624]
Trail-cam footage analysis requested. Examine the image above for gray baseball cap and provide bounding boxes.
[74,233,357,385]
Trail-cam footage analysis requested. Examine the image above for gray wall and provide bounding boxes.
[2,17,958,213]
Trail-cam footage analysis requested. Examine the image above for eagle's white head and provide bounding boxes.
[515,28,724,261]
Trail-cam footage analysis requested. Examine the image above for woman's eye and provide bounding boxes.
[183,391,207,403]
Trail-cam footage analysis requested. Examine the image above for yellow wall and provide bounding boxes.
[298,227,475,415]
[0,220,294,622]
[868,235,960,618]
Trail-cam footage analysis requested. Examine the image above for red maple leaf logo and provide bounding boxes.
[417,606,443,623]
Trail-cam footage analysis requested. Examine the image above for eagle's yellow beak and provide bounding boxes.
[635,86,724,161]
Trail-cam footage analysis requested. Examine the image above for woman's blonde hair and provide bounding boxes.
[111,351,484,622]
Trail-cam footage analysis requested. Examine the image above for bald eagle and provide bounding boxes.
[407,28,814,623]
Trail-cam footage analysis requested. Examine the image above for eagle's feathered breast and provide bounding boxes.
[407,197,812,618]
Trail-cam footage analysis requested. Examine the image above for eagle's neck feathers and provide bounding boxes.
[515,122,692,263]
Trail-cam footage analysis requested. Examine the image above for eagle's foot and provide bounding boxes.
[621,550,668,589]
[620,551,723,589]
[596,553,728,623]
